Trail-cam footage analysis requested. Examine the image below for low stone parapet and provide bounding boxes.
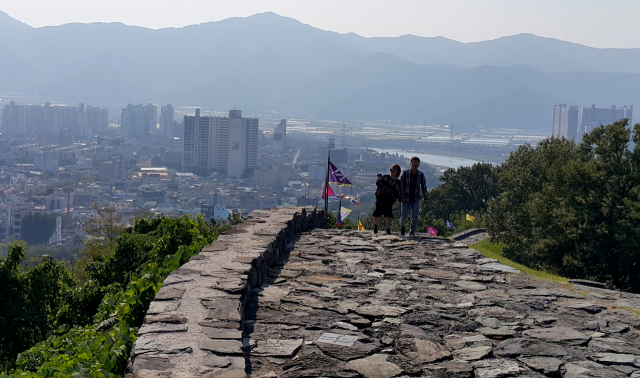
[126,207,325,377]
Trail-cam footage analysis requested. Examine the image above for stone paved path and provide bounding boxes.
[246,229,640,378]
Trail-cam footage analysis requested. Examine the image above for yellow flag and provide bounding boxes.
[466,214,475,221]
[358,220,365,230]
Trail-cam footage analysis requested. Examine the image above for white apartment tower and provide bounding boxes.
[182,109,258,177]
[552,104,579,140]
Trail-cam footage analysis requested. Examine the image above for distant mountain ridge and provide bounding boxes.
[0,11,638,132]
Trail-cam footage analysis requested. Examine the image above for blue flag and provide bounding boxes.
[446,220,455,230]
[336,199,342,227]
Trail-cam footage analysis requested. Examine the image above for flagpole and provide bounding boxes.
[324,149,330,217]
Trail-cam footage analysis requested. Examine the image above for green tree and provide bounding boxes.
[0,243,74,369]
[428,162,500,219]
[487,120,640,292]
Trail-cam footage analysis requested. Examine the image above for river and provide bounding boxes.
[372,149,479,169]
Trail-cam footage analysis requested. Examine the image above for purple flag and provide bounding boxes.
[328,161,353,186]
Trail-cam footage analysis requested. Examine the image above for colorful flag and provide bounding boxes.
[336,199,342,227]
[322,183,340,199]
[446,220,455,230]
[358,220,365,230]
[340,207,352,221]
[466,214,475,222]
[350,198,360,205]
[328,161,353,186]
[426,225,438,236]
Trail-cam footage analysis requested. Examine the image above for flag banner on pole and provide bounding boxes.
[336,200,342,227]
[328,161,353,186]
[322,183,340,199]
[466,214,475,222]
[358,220,365,230]
[340,207,352,221]
[426,226,438,236]
[446,220,455,229]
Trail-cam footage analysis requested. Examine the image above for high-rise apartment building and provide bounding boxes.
[228,110,259,178]
[86,105,109,136]
[581,105,633,135]
[1,101,108,139]
[552,104,579,140]
[273,119,286,152]
[160,104,175,137]
[120,103,157,138]
[182,109,258,177]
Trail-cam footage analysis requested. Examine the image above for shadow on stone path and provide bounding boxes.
[243,234,299,375]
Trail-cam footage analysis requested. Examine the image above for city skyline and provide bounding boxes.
[0,1,639,49]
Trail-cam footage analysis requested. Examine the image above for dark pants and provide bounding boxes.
[372,195,394,218]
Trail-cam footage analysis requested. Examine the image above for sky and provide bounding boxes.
[0,0,639,48]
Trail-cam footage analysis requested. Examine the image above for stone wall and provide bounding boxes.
[126,207,325,377]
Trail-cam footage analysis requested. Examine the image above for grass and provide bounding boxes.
[470,239,569,284]
[615,307,640,317]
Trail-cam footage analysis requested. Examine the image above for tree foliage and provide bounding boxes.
[0,215,230,375]
[428,162,500,219]
[0,243,74,370]
[487,119,640,292]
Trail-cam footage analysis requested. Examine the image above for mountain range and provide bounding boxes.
[0,11,638,132]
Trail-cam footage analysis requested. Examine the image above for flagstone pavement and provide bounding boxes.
[244,230,640,378]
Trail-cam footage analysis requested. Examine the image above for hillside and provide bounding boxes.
[0,11,638,131]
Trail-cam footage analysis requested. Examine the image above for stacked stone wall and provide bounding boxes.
[126,207,325,377]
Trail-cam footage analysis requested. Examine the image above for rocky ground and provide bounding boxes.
[245,229,640,378]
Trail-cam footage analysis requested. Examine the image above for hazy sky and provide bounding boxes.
[1,0,639,48]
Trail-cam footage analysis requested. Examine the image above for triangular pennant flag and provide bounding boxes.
[328,161,353,186]
[322,182,337,199]
[446,220,455,230]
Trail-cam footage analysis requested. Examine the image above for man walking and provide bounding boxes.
[400,156,428,237]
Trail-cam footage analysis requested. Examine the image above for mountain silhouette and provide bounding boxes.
[0,11,637,131]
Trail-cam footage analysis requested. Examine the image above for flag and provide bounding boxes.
[336,199,342,227]
[349,198,360,205]
[358,220,365,230]
[322,183,340,199]
[446,220,455,230]
[340,207,352,221]
[426,225,438,236]
[328,161,353,186]
[466,214,475,222]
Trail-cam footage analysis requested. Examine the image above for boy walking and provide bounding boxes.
[400,156,428,237]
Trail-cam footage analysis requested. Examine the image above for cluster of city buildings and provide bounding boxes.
[2,101,109,141]
[552,104,634,140]
[0,101,402,249]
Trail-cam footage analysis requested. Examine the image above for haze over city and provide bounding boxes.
[2,1,640,377]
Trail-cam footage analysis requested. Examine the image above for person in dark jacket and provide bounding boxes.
[373,164,403,234]
[399,156,428,237]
